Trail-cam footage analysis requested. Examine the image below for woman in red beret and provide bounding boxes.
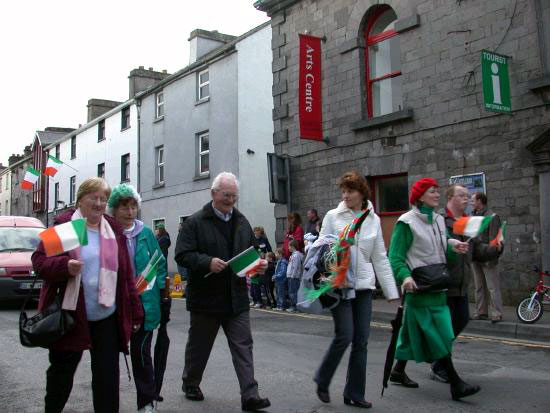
[387,178,481,401]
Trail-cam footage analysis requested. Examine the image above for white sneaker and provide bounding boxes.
[137,404,155,413]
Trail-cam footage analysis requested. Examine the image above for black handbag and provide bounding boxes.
[19,278,75,349]
[410,220,450,292]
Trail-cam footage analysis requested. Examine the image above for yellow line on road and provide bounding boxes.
[173,299,550,350]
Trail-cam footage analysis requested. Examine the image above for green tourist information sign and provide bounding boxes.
[481,50,511,113]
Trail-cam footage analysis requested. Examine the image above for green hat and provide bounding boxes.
[156,223,165,230]
[108,183,142,213]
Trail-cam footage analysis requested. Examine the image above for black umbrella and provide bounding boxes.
[154,276,171,402]
[381,294,406,396]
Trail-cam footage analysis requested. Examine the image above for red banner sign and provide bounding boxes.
[299,34,323,141]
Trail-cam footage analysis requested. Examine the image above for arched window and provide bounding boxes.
[364,5,402,118]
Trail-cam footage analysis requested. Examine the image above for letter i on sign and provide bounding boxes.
[491,63,502,105]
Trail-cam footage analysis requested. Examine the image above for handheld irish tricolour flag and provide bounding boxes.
[453,215,493,239]
[39,219,88,257]
[21,167,40,190]
[204,246,262,278]
[44,155,63,177]
[490,221,507,246]
[136,250,163,295]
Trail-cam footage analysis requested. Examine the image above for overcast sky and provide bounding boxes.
[0,0,268,166]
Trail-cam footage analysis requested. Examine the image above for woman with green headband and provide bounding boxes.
[108,183,167,413]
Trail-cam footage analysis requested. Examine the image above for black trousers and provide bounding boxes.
[182,311,259,401]
[45,312,120,413]
[130,325,156,409]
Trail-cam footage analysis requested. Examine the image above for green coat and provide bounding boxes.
[388,210,455,363]
[134,226,167,331]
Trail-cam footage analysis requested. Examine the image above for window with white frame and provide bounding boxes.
[156,146,165,184]
[70,136,76,159]
[98,120,106,141]
[54,183,59,209]
[55,144,60,160]
[69,176,76,204]
[121,154,130,182]
[198,69,209,100]
[97,163,105,179]
[156,91,164,119]
[198,132,209,176]
[121,107,130,130]
[152,218,165,232]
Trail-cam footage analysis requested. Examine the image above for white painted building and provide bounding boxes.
[45,102,139,223]
[0,167,11,216]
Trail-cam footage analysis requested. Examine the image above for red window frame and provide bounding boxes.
[364,5,401,118]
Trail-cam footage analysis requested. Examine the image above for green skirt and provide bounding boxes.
[395,292,455,363]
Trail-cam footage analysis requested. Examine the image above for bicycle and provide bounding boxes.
[516,266,550,324]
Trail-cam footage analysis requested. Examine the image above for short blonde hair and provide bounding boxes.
[76,177,111,207]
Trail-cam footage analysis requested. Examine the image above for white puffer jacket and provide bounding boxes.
[320,201,399,300]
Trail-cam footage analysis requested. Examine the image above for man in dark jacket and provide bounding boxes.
[305,208,320,236]
[432,184,501,382]
[471,192,504,323]
[175,172,270,412]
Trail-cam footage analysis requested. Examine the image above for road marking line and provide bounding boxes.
[173,300,550,349]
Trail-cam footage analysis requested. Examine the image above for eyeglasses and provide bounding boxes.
[216,190,239,199]
[86,195,108,204]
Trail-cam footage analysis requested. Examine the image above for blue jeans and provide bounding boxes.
[275,280,287,308]
[287,278,301,308]
[314,289,373,402]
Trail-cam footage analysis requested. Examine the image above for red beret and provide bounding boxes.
[410,178,439,205]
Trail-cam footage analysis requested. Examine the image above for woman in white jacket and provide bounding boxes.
[314,171,399,409]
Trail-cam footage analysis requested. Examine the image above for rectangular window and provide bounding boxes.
[55,144,60,160]
[121,154,130,182]
[156,146,165,184]
[121,107,130,130]
[97,162,105,179]
[70,136,76,159]
[54,183,59,209]
[152,218,165,232]
[98,120,105,141]
[198,132,209,176]
[156,91,164,119]
[69,176,76,204]
[198,69,210,100]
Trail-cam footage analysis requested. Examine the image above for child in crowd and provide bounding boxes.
[249,253,264,308]
[286,240,304,313]
[262,252,276,309]
[273,248,288,311]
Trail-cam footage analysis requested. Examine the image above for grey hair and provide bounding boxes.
[211,172,240,191]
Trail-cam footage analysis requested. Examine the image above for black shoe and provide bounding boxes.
[343,398,372,408]
[183,385,204,401]
[156,395,164,402]
[430,367,450,383]
[241,397,271,411]
[451,380,481,400]
[316,386,330,403]
[389,370,419,388]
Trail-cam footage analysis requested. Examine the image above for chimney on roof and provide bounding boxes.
[9,154,23,166]
[87,99,123,122]
[188,29,236,64]
[128,67,171,98]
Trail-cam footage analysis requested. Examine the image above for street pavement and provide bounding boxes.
[0,299,549,412]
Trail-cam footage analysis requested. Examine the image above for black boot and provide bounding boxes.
[439,356,481,401]
[390,360,418,388]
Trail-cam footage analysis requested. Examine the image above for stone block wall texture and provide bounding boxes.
[268,0,550,304]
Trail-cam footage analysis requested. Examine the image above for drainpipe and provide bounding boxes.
[136,97,142,194]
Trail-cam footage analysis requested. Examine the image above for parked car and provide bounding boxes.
[0,216,45,301]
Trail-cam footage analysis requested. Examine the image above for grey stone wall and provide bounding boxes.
[266,0,550,304]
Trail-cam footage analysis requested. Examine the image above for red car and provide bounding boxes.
[0,216,45,301]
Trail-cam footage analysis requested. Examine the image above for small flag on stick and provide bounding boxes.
[229,247,261,277]
[135,250,163,295]
[21,167,40,190]
[453,215,493,238]
[39,219,88,257]
[490,220,507,246]
[44,155,63,177]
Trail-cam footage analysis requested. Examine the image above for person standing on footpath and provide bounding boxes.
[314,171,399,409]
[388,178,481,401]
[155,224,171,261]
[431,184,501,382]
[174,172,271,412]
[283,212,304,260]
[32,177,144,413]
[471,192,504,323]
[306,209,321,236]
[109,184,168,413]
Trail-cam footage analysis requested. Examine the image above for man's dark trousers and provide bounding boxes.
[182,310,259,402]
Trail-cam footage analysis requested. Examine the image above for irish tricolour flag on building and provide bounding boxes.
[453,215,494,238]
[21,167,40,190]
[229,246,261,277]
[39,219,88,257]
[44,155,62,177]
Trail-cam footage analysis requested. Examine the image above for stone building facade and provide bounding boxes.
[255,0,550,304]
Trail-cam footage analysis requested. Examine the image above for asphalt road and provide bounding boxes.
[1,298,549,412]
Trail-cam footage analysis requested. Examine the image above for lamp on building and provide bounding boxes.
[246,149,255,155]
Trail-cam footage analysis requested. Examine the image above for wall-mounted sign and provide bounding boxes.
[482,50,511,113]
[299,34,323,141]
